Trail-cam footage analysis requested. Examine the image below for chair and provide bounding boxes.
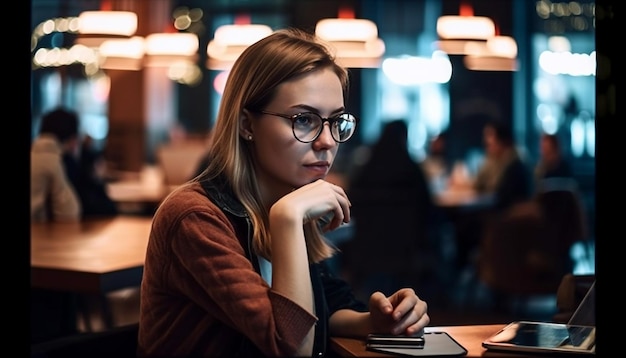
[476,184,587,312]
[553,273,595,323]
[535,178,591,266]
[30,323,139,358]
[156,142,207,186]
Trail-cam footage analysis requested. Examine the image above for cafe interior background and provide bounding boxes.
[31,0,599,330]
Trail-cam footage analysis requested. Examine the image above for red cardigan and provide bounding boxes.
[137,182,318,356]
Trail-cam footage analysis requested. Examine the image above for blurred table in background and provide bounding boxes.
[106,165,173,214]
[31,215,153,329]
[433,187,495,278]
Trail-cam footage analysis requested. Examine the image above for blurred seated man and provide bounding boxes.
[455,120,532,271]
[31,107,83,343]
[63,135,118,218]
[535,133,572,179]
[534,133,575,194]
[31,107,82,222]
[473,120,532,211]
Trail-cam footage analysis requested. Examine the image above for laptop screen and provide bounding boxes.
[567,280,595,327]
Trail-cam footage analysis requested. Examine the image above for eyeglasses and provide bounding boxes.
[257,110,357,143]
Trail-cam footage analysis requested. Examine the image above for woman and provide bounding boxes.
[138,28,429,357]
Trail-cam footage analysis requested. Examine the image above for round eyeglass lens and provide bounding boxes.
[336,114,356,142]
[292,113,322,142]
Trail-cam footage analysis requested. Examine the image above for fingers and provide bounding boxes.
[383,288,415,317]
[370,289,429,336]
[279,180,351,226]
[369,291,393,315]
[309,180,351,229]
[399,302,430,336]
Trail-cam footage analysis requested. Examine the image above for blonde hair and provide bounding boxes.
[196,28,350,263]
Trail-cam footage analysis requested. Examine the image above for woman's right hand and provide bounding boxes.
[270,179,351,232]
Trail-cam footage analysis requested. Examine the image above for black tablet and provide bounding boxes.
[482,321,595,355]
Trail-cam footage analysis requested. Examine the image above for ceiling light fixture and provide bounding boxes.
[206,24,273,70]
[464,26,518,71]
[75,10,138,48]
[144,32,199,67]
[315,8,385,68]
[98,36,145,71]
[434,2,495,55]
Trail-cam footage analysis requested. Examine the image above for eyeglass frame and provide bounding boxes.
[251,109,358,143]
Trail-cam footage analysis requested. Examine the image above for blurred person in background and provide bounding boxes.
[31,107,83,344]
[343,120,436,301]
[454,120,533,272]
[535,133,573,181]
[473,120,532,211]
[421,130,452,193]
[30,107,81,223]
[63,135,118,218]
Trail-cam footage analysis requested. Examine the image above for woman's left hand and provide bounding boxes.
[368,288,430,336]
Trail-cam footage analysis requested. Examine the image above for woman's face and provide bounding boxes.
[248,67,345,198]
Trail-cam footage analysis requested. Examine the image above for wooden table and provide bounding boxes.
[331,324,533,357]
[31,215,152,294]
[31,216,153,329]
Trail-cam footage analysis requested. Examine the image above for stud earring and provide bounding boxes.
[247,135,253,140]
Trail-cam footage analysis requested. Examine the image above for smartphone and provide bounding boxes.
[366,334,425,349]
[367,331,467,357]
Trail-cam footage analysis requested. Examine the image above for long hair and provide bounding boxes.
[196,28,350,263]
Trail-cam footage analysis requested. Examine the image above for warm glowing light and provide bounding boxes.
[436,39,483,55]
[78,11,137,36]
[464,35,518,59]
[99,36,145,70]
[316,18,379,42]
[486,36,518,58]
[145,32,199,67]
[206,24,273,70]
[315,18,385,68]
[212,24,272,47]
[76,11,137,47]
[436,15,495,40]
[146,33,198,56]
[99,36,144,59]
[463,56,518,71]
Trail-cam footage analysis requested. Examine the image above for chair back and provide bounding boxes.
[156,142,207,186]
[478,175,588,297]
[553,273,595,323]
[535,180,587,250]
